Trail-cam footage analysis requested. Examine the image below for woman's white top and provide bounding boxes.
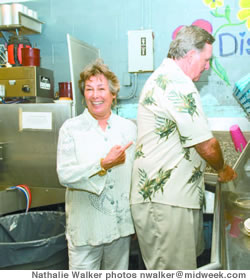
[57,110,137,246]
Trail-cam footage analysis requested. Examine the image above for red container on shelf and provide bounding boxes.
[58,82,73,100]
[21,48,40,66]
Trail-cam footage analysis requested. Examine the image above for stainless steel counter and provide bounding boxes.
[200,141,250,270]
[220,142,250,269]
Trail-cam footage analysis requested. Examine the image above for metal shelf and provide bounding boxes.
[0,12,43,36]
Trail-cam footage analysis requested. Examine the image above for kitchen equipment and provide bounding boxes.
[229,124,247,152]
[244,218,250,234]
[21,47,40,66]
[67,34,100,116]
[229,216,242,238]
[58,82,72,100]
[233,73,250,119]
[239,222,250,237]
[233,196,250,209]
[0,35,98,217]
[7,35,32,66]
[27,9,38,19]
[0,66,54,102]
[221,143,250,268]
[11,3,28,25]
[244,158,250,177]
[1,4,12,25]
[0,103,72,215]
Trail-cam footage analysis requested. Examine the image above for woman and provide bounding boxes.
[57,59,136,270]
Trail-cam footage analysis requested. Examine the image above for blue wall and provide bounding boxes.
[1,0,249,119]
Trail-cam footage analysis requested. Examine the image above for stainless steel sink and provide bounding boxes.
[220,142,250,269]
[204,131,250,186]
[200,141,250,270]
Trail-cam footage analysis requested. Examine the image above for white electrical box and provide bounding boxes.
[128,29,154,73]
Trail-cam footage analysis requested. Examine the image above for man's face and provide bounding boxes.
[189,43,213,81]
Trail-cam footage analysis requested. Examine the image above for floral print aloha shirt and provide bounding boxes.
[130,58,213,209]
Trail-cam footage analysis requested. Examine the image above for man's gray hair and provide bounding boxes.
[167,25,215,59]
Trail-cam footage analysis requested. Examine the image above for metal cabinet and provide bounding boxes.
[0,103,72,215]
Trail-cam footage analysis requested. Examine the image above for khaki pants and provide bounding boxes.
[131,203,204,270]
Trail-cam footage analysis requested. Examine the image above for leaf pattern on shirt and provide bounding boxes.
[179,135,190,144]
[154,115,192,161]
[155,74,171,90]
[155,115,177,141]
[188,163,203,183]
[183,147,191,161]
[188,163,204,206]
[88,188,130,223]
[179,135,192,161]
[88,188,114,215]
[138,167,174,201]
[168,90,198,118]
[142,89,156,106]
[135,144,145,160]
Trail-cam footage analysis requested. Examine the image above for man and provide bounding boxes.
[130,25,237,270]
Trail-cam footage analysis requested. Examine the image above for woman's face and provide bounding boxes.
[84,74,115,120]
